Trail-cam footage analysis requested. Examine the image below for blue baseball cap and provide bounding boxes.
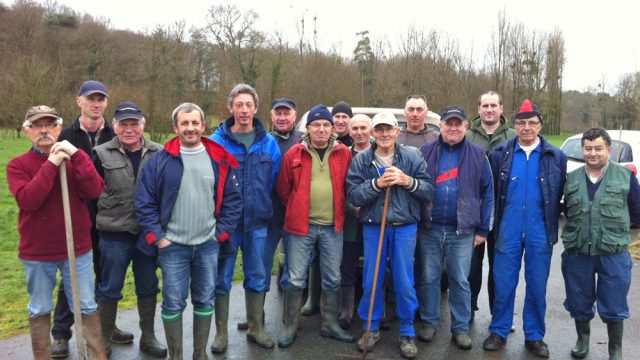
[78,80,108,97]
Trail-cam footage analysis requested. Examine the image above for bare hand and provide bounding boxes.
[354,207,360,218]
[47,150,70,166]
[474,235,487,247]
[50,140,78,157]
[157,238,173,248]
[378,166,411,187]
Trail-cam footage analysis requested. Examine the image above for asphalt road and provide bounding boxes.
[2,222,639,360]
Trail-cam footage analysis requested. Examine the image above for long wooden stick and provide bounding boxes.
[60,162,85,359]
[362,186,391,360]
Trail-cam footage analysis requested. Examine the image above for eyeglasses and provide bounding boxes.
[514,119,541,127]
[406,95,427,102]
[308,123,332,130]
[28,123,59,130]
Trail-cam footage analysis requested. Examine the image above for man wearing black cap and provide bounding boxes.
[417,106,494,350]
[276,104,354,348]
[483,100,566,358]
[332,101,354,147]
[52,80,124,358]
[92,102,166,357]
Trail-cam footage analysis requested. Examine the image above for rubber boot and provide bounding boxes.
[111,325,134,344]
[246,292,274,348]
[82,312,108,360]
[607,321,623,360]
[301,264,321,315]
[278,290,303,348]
[162,315,183,360]
[571,320,590,359]
[339,286,355,330]
[137,296,167,357]
[210,294,229,354]
[193,309,213,360]
[98,301,116,355]
[29,313,51,360]
[319,290,356,343]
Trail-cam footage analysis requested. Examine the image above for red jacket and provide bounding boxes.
[7,149,104,261]
[276,140,351,236]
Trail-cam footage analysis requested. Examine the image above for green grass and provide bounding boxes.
[544,133,571,147]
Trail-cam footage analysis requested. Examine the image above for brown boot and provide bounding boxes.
[29,313,52,360]
[82,312,107,360]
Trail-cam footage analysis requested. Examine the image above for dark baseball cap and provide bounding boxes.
[440,105,467,122]
[114,101,144,121]
[78,80,108,97]
[272,98,296,110]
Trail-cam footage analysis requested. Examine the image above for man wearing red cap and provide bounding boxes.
[483,100,567,358]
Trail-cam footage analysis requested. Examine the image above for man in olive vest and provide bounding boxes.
[561,127,640,360]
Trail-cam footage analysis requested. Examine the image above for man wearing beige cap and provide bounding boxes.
[7,106,106,360]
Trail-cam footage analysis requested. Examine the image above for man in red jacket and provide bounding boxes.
[276,104,354,348]
[6,105,106,360]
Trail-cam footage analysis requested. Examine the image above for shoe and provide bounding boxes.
[357,331,380,353]
[29,313,52,360]
[278,290,303,348]
[245,291,274,348]
[399,336,418,359]
[483,333,506,351]
[417,325,436,343]
[319,290,355,343]
[51,339,69,358]
[453,332,472,350]
[112,325,134,344]
[211,293,229,354]
[571,320,590,359]
[525,340,550,358]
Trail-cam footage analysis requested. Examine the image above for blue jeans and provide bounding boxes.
[418,229,473,333]
[562,251,632,323]
[358,224,418,337]
[282,224,343,292]
[96,238,159,303]
[21,251,97,317]
[216,227,269,294]
[264,225,283,292]
[157,240,219,315]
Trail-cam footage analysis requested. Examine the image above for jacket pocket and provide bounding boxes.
[600,193,624,218]
[560,222,581,250]
[598,223,628,254]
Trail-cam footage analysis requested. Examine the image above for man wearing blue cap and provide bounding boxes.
[52,80,124,358]
[92,102,166,357]
[276,104,354,348]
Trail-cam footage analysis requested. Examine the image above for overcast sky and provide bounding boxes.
[17,0,639,92]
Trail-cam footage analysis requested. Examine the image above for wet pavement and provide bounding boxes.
[2,224,639,359]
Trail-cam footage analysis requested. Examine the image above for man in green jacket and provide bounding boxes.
[465,91,516,320]
[561,127,640,360]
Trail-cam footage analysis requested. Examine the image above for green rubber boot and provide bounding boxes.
[210,294,229,354]
[245,292,274,348]
[571,320,590,359]
[607,321,623,360]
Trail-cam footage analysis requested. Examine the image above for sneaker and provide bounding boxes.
[483,333,506,351]
[399,336,418,359]
[51,339,69,358]
[357,331,381,353]
[453,332,472,350]
[417,325,436,342]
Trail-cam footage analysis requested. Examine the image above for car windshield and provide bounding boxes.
[562,138,633,162]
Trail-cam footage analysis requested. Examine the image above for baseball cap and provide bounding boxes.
[78,80,108,97]
[371,111,398,128]
[114,101,144,121]
[271,98,296,110]
[23,105,62,127]
[440,105,467,122]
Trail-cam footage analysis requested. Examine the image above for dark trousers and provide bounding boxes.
[52,228,101,340]
[340,225,363,288]
[468,231,496,313]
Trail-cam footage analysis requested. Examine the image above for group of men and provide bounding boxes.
[8,80,637,360]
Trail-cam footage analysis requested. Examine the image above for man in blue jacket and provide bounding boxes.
[347,111,434,359]
[418,106,493,350]
[483,100,567,358]
[135,102,242,359]
[210,84,281,353]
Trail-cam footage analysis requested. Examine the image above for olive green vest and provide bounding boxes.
[561,162,631,255]
[94,137,162,234]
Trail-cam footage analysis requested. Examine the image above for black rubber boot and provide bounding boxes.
[339,286,355,330]
[210,294,229,354]
[319,290,356,343]
[137,296,167,358]
[246,291,274,348]
[98,301,117,355]
[162,315,183,360]
[571,320,590,359]
[278,290,303,348]
[193,309,212,360]
[607,321,623,360]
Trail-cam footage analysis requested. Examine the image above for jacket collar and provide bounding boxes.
[164,136,239,168]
